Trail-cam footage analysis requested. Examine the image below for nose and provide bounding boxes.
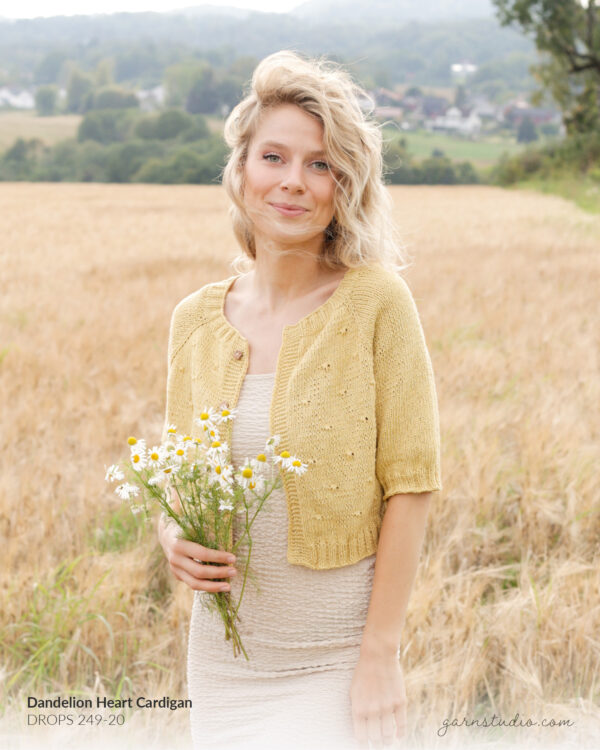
[281,158,306,192]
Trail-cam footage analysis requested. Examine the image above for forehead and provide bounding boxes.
[251,104,325,152]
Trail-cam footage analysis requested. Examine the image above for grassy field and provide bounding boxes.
[509,173,600,215]
[0,184,598,750]
[381,127,537,168]
[0,111,82,150]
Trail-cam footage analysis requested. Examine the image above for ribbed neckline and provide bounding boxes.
[215,265,364,340]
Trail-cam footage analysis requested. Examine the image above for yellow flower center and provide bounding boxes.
[132,455,140,463]
[167,427,177,434]
[150,452,159,461]
[176,448,184,456]
[199,412,209,421]
[128,437,137,445]
[211,440,221,448]
[249,481,256,489]
[215,465,222,474]
[292,459,301,467]
[183,436,192,441]
[242,467,253,478]
[164,467,172,474]
[256,453,266,462]
[221,409,230,417]
[280,450,291,458]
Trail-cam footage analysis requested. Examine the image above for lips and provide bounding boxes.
[270,203,308,216]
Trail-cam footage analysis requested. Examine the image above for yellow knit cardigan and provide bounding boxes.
[162,263,441,570]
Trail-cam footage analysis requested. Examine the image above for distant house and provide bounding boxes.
[374,87,404,106]
[421,95,449,118]
[503,99,558,126]
[451,61,478,82]
[374,106,404,121]
[135,85,166,112]
[426,105,482,137]
[0,87,35,109]
[468,95,499,120]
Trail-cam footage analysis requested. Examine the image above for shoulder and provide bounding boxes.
[167,275,233,362]
[348,264,418,318]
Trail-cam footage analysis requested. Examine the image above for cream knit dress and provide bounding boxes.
[187,372,377,750]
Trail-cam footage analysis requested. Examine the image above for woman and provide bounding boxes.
[158,50,442,750]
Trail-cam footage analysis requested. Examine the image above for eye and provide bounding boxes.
[312,160,330,171]
[263,153,281,162]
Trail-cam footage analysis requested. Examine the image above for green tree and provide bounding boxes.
[95,59,115,88]
[493,0,600,135]
[34,51,68,85]
[67,69,95,114]
[454,84,468,110]
[164,60,211,108]
[77,110,134,145]
[35,85,58,116]
[186,68,219,115]
[92,87,139,110]
[517,115,539,142]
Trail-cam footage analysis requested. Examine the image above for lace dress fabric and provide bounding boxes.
[187,372,377,750]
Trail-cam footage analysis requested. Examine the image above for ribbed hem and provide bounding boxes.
[284,521,381,570]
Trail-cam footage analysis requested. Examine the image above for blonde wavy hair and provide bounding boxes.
[221,49,410,275]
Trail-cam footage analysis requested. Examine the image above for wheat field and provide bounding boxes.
[0,183,598,750]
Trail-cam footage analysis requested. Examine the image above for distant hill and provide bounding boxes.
[290,0,495,23]
[167,5,254,20]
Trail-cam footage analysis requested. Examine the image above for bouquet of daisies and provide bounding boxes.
[104,404,307,660]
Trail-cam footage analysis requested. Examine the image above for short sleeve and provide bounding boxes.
[374,276,442,500]
[161,304,193,443]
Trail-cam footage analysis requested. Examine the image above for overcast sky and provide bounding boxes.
[0,0,302,19]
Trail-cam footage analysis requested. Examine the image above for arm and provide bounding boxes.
[362,491,431,655]
[350,491,432,747]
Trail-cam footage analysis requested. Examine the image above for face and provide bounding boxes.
[242,103,336,249]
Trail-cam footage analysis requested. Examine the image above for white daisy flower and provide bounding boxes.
[208,461,234,492]
[105,464,124,482]
[265,434,281,458]
[146,446,164,470]
[194,407,221,436]
[115,483,140,500]
[216,406,238,424]
[286,457,308,476]
[170,441,189,466]
[218,498,235,512]
[237,457,261,491]
[273,450,307,475]
[130,445,147,471]
[205,437,229,464]
[165,424,179,439]
[159,465,177,482]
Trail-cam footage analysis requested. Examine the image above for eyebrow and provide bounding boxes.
[257,140,327,158]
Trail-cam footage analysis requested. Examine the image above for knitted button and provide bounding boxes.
[233,349,243,360]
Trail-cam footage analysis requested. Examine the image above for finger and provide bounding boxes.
[175,553,237,580]
[170,563,232,593]
[174,537,236,565]
[367,713,383,749]
[381,712,395,746]
[393,705,407,742]
[352,711,369,749]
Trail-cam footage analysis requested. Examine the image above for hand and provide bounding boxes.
[350,647,407,748]
[158,515,238,593]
